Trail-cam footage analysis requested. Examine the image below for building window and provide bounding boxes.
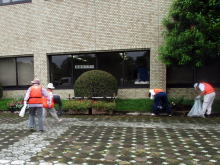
[124,51,150,85]
[167,58,220,88]
[97,52,123,86]
[166,66,194,88]
[49,50,150,88]
[0,0,31,6]
[50,54,96,87]
[0,57,34,88]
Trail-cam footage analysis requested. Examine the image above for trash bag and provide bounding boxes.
[19,105,26,117]
[187,99,205,118]
[19,102,27,117]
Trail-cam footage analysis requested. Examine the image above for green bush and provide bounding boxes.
[74,70,118,97]
[0,82,2,98]
[168,96,194,111]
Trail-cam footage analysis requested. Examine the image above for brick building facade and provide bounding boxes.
[0,0,219,100]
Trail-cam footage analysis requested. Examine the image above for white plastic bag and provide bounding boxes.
[187,99,205,118]
[19,104,27,117]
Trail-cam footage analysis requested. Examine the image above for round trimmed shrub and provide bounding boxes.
[74,70,118,97]
[0,82,2,98]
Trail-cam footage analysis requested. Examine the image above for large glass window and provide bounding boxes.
[0,57,34,87]
[167,67,194,87]
[0,58,16,86]
[51,55,72,86]
[73,54,96,84]
[97,52,123,86]
[167,58,220,87]
[0,0,31,6]
[195,60,220,87]
[17,57,34,86]
[124,51,150,85]
[50,50,150,88]
[50,54,96,87]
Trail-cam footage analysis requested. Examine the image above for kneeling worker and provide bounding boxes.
[149,88,172,116]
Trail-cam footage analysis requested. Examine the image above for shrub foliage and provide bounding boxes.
[158,0,220,68]
[74,70,118,97]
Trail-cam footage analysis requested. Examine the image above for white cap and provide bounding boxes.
[194,83,198,89]
[47,83,55,89]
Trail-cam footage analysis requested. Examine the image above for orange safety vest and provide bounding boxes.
[201,83,215,95]
[153,88,164,96]
[43,91,54,108]
[28,86,43,104]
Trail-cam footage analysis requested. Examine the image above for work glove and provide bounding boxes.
[196,95,201,99]
[47,100,52,108]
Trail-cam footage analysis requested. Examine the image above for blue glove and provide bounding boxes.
[196,95,201,99]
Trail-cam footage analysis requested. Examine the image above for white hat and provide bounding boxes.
[47,83,55,89]
[194,83,198,89]
[31,78,40,84]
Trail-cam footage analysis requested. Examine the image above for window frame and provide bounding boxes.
[0,0,31,6]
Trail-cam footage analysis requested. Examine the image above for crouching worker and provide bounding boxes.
[43,83,62,124]
[194,82,215,117]
[149,88,172,117]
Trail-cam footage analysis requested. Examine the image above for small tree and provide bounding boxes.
[74,70,118,97]
[158,0,220,68]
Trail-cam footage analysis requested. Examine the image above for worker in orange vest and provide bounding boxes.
[149,88,172,116]
[24,78,51,132]
[43,83,62,123]
[194,82,215,117]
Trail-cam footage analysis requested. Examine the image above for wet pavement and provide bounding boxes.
[0,113,220,165]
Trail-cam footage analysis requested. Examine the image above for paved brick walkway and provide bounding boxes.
[0,114,220,165]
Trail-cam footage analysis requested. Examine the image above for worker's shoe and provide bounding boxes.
[205,114,210,118]
[151,113,156,116]
[30,127,35,132]
[168,114,172,117]
[57,119,62,123]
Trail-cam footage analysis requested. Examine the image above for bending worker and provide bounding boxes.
[194,82,215,117]
[149,88,172,116]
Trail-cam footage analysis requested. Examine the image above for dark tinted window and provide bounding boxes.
[50,50,150,88]
[97,52,123,86]
[167,58,220,87]
[124,51,150,85]
[0,0,31,6]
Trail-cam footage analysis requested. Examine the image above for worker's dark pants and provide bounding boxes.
[53,95,62,116]
[153,92,172,115]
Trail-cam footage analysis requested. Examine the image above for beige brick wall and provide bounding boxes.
[167,88,220,100]
[3,0,218,101]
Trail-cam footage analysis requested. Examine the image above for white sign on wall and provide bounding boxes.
[75,65,94,69]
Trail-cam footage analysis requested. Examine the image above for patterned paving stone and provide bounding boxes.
[0,115,220,164]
